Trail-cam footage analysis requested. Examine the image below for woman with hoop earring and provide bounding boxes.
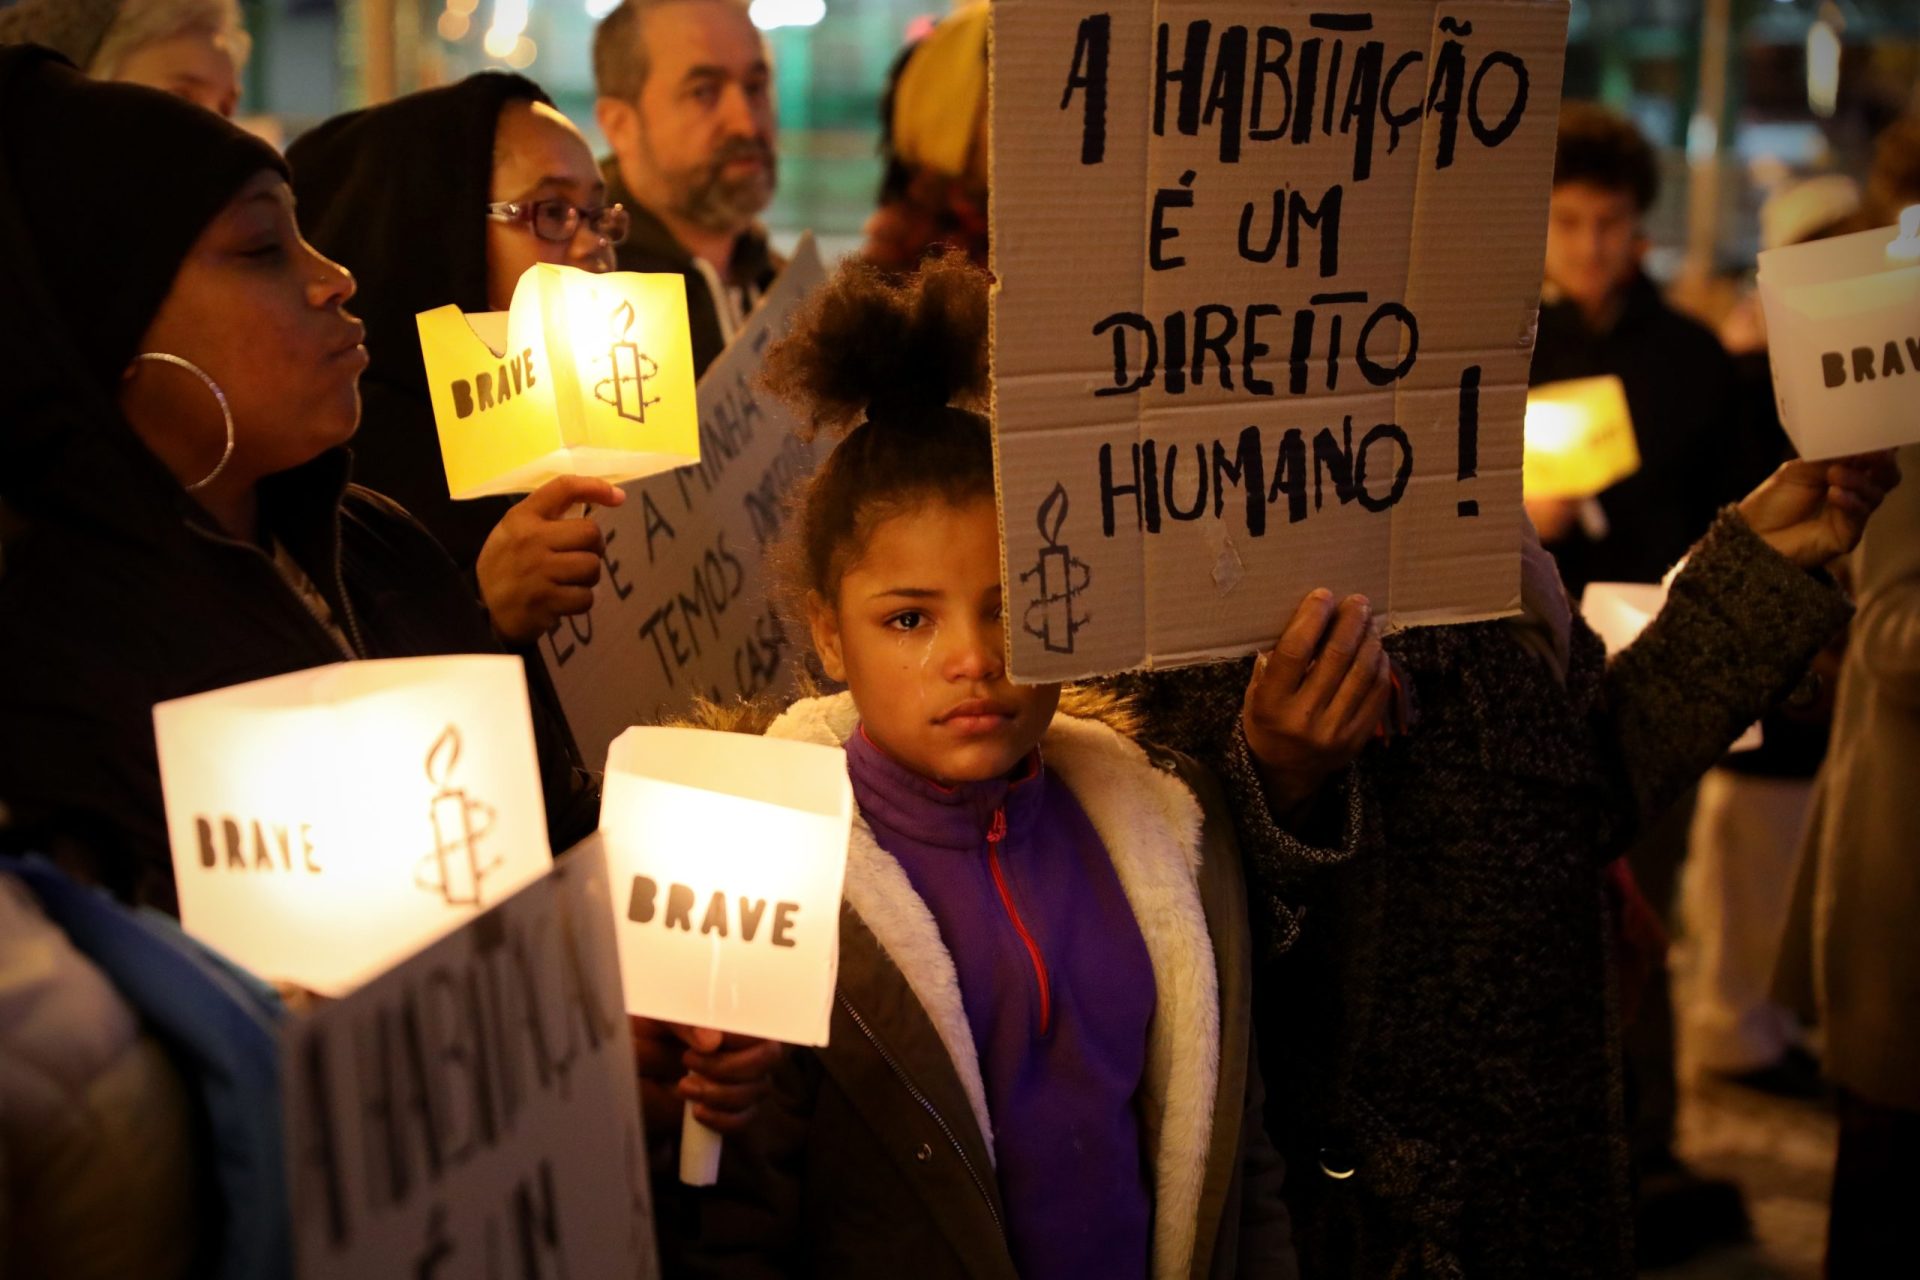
[0,45,589,913]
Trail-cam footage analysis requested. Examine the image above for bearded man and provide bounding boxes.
[593,0,782,373]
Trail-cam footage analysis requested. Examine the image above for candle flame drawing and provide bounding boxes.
[417,723,502,907]
[1020,484,1092,655]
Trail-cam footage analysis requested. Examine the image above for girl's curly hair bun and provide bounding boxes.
[760,247,989,440]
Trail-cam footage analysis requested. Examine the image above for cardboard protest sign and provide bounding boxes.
[542,236,828,769]
[1758,209,1920,460]
[599,727,853,1047]
[282,840,657,1279]
[1523,374,1640,498]
[153,656,553,995]
[991,1,1569,680]
[417,264,699,497]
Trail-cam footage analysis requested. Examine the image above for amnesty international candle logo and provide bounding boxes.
[1021,484,1092,655]
[415,724,502,908]
[594,299,663,425]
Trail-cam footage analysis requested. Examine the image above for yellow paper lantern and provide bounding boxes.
[416,264,700,498]
[152,655,554,995]
[1522,374,1641,499]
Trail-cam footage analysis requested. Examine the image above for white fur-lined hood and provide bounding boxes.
[765,692,1222,1280]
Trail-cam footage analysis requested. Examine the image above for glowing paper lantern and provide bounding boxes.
[416,264,700,498]
[153,656,553,995]
[599,726,853,1183]
[1759,211,1920,459]
[1522,374,1641,499]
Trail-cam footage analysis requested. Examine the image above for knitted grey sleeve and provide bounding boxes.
[1603,506,1852,825]
[1107,660,1371,955]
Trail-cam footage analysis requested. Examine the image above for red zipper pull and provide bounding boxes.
[985,806,1051,1037]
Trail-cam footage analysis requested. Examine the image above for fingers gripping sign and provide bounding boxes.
[1736,449,1903,570]
[1241,589,1397,816]
[479,474,627,644]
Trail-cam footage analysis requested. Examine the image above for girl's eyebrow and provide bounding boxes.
[871,587,941,601]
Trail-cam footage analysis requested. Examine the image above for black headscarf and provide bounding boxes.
[288,72,550,569]
[0,44,284,397]
[0,44,286,535]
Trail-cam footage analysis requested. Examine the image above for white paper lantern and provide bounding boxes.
[1759,213,1920,460]
[598,726,853,1049]
[153,655,553,995]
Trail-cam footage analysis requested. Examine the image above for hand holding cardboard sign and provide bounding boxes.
[479,474,626,643]
[1737,450,1902,569]
[1241,590,1395,815]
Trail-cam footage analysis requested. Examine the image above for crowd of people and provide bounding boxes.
[0,2,1914,1279]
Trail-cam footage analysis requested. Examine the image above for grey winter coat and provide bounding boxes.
[1119,510,1851,1279]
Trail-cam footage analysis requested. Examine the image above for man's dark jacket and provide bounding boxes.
[601,158,782,376]
[1530,272,1752,595]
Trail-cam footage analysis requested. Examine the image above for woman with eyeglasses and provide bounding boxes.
[286,72,787,1177]
[287,73,633,649]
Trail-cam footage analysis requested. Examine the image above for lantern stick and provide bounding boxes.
[681,1105,724,1186]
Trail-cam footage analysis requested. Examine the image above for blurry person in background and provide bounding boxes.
[592,0,782,373]
[862,2,989,273]
[289,74,627,641]
[1775,113,1920,1280]
[1777,443,1920,1280]
[1530,101,1755,1270]
[1861,112,1920,227]
[1529,102,1746,599]
[0,0,248,117]
[1676,175,1863,1107]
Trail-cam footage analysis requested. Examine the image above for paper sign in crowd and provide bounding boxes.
[281,842,658,1280]
[991,0,1571,681]
[542,237,828,771]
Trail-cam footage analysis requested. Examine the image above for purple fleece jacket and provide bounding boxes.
[846,725,1157,1280]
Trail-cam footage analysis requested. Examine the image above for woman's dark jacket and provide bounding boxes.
[0,437,593,912]
[286,71,550,573]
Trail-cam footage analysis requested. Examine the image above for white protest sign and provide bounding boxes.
[1758,210,1920,460]
[542,236,828,768]
[282,840,656,1280]
[992,1,1569,680]
[153,656,553,995]
[599,727,853,1047]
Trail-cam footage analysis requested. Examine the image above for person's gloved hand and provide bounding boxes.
[1737,450,1901,569]
[478,475,626,643]
[1241,589,1397,817]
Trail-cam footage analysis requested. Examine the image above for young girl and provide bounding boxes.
[678,256,1297,1278]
